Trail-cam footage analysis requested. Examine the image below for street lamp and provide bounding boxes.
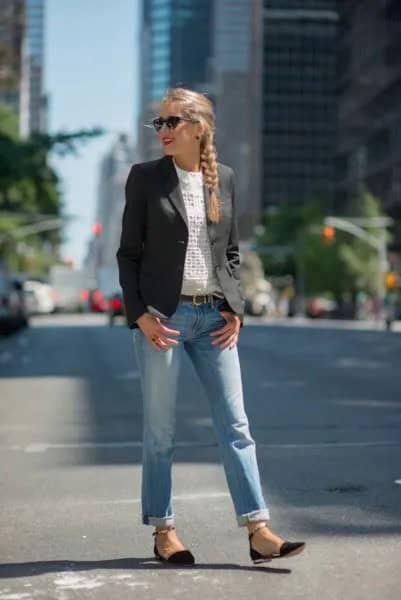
[324,215,393,323]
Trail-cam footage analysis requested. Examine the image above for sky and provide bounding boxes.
[45,0,140,268]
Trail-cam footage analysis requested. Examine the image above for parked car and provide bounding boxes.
[23,280,55,315]
[106,291,126,326]
[0,268,29,334]
[88,288,108,313]
[305,296,338,319]
[49,265,88,312]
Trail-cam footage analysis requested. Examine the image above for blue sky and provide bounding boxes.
[45,0,140,267]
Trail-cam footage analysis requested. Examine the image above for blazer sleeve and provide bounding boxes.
[116,164,147,326]
[226,169,241,282]
[226,168,244,328]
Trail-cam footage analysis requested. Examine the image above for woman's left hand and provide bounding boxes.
[209,311,241,350]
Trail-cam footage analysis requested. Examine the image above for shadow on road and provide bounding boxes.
[0,557,291,579]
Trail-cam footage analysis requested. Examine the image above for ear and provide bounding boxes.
[195,119,205,137]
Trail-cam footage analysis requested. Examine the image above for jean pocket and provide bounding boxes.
[213,297,228,310]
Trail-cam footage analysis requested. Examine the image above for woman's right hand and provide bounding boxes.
[136,313,181,351]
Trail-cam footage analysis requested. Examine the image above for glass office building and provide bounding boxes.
[137,0,263,238]
[262,0,338,210]
[336,0,401,247]
[138,0,214,160]
[20,0,46,135]
[211,0,263,237]
[0,0,46,136]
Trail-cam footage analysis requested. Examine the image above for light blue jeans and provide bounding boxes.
[132,296,271,527]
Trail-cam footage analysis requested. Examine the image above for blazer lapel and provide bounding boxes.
[160,154,217,238]
[160,155,188,230]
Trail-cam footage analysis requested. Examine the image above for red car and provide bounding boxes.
[107,291,126,326]
[87,288,108,313]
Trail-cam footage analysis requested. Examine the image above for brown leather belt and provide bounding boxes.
[179,293,224,306]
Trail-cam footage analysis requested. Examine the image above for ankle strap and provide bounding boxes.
[152,526,176,536]
[248,522,267,539]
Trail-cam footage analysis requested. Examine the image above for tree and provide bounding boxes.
[0,104,104,275]
[339,191,391,295]
[255,191,390,299]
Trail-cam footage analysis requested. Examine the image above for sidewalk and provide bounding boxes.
[245,315,401,332]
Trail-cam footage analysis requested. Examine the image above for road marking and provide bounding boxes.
[54,572,105,590]
[394,479,401,485]
[5,440,401,453]
[0,593,32,599]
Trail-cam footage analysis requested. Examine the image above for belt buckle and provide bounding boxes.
[192,293,203,306]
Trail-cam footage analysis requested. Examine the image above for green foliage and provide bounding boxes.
[255,192,388,297]
[0,103,104,275]
[0,105,19,139]
[340,191,392,294]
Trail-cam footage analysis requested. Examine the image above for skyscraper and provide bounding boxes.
[88,134,136,276]
[262,0,338,210]
[213,0,263,236]
[137,0,263,237]
[20,0,47,136]
[336,0,401,234]
[0,0,46,136]
[138,0,214,161]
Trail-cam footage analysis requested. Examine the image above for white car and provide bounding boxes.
[23,280,55,315]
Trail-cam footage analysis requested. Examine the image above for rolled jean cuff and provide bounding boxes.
[236,508,271,527]
[143,515,175,527]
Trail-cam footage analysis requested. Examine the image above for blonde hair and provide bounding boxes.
[160,87,221,223]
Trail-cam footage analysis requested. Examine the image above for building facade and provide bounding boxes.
[137,0,263,239]
[19,0,47,136]
[137,0,214,162]
[85,134,136,281]
[0,0,25,119]
[262,0,338,211]
[212,0,263,237]
[336,0,401,256]
[0,0,46,136]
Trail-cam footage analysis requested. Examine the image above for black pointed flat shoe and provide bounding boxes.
[248,522,305,564]
[152,527,195,565]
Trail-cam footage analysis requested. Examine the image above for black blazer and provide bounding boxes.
[116,154,245,330]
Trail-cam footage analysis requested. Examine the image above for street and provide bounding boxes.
[0,313,400,599]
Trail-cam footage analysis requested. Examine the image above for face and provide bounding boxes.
[155,101,202,156]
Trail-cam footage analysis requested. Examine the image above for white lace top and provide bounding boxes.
[173,158,224,298]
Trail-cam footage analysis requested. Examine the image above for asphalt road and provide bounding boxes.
[1,313,400,599]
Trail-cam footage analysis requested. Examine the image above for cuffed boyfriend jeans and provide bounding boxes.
[132,296,271,527]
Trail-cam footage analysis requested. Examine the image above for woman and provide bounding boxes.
[116,87,305,565]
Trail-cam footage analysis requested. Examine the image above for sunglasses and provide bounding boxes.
[151,115,198,132]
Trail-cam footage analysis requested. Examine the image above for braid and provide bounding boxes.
[200,128,221,223]
[160,87,222,223]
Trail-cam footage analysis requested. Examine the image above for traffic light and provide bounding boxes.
[385,272,398,289]
[92,222,103,236]
[322,225,335,245]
